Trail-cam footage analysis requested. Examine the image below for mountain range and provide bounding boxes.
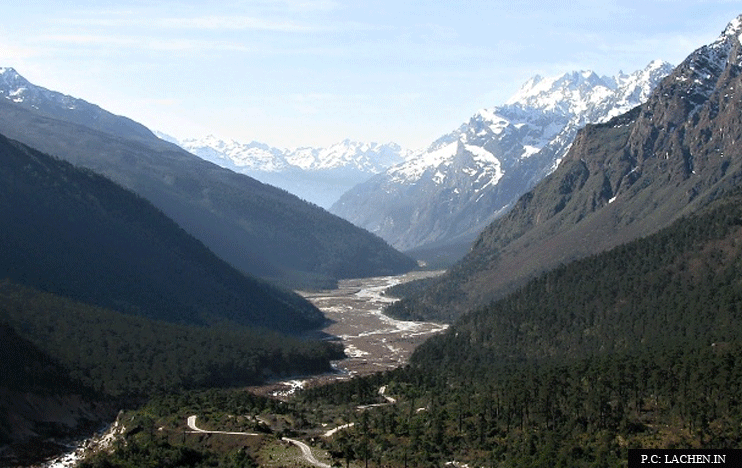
[5,11,742,468]
[0,68,416,289]
[388,14,742,322]
[330,60,674,259]
[166,134,411,208]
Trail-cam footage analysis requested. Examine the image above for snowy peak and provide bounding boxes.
[719,13,742,44]
[171,134,412,207]
[693,14,742,72]
[614,60,673,96]
[179,135,289,172]
[664,14,742,117]
[503,62,673,121]
[176,135,410,174]
[286,139,411,172]
[0,67,29,102]
[0,67,155,143]
[0,67,82,111]
[330,60,673,251]
[505,69,610,114]
[599,60,674,122]
[384,60,672,186]
[706,14,742,66]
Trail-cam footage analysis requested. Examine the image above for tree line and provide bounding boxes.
[0,280,344,397]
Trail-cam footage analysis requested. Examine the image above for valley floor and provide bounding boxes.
[250,270,447,397]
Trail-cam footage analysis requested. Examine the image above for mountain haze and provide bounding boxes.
[388,15,742,322]
[173,135,411,208]
[0,68,416,289]
[331,61,673,255]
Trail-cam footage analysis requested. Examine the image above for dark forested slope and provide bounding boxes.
[388,15,742,322]
[0,281,342,397]
[0,279,343,466]
[0,322,110,465]
[414,188,742,367]
[0,132,322,332]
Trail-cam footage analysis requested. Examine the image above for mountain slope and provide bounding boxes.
[415,187,742,363]
[173,135,410,208]
[388,14,742,322]
[331,61,672,253]
[0,322,111,465]
[0,69,416,289]
[0,280,342,397]
[321,188,742,467]
[0,132,323,332]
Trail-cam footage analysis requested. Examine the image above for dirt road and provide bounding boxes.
[186,415,260,436]
[281,438,332,468]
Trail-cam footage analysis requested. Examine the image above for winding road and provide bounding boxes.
[281,437,332,468]
[186,415,260,436]
[186,415,332,468]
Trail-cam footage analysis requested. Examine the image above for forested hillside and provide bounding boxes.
[0,281,342,398]
[301,187,742,467]
[0,132,323,332]
[87,163,742,468]
[417,189,742,363]
[0,322,109,464]
[0,132,353,464]
[0,279,343,465]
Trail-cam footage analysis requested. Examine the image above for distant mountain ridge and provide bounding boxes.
[0,68,416,289]
[330,60,673,253]
[169,134,412,208]
[388,14,742,322]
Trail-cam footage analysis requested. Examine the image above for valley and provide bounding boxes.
[5,9,742,468]
[251,270,448,398]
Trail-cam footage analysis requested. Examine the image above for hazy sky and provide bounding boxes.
[1,1,739,149]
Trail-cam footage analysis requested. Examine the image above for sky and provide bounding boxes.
[1,1,740,150]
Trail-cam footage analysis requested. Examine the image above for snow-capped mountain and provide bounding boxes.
[170,135,412,208]
[330,60,674,253]
[393,14,742,321]
[0,66,78,108]
[0,67,157,144]
[176,136,290,172]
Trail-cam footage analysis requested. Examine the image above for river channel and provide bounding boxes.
[255,270,448,397]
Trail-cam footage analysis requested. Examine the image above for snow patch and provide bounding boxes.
[389,140,458,183]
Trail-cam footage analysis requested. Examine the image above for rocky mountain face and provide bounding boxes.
[171,135,411,208]
[330,61,673,254]
[387,14,742,322]
[0,68,416,290]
